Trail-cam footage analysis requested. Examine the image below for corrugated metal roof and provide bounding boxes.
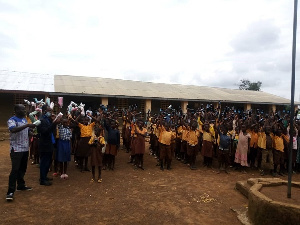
[0,71,294,105]
[0,70,54,93]
[54,75,293,105]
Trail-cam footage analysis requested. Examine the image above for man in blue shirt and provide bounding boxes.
[6,104,36,201]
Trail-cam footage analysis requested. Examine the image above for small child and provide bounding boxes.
[76,117,96,172]
[260,126,274,176]
[134,119,147,170]
[187,122,200,170]
[248,126,259,168]
[235,124,251,173]
[88,127,105,183]
[104,120,120,170]
[57,118,72,179]
[201,123,215,168]
[273,129,285,176]
[217,126,231,174]
[159,124,176,170]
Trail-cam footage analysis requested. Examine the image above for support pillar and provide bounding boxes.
[213,102,219,110]
[181,101,188,114]
[244,103,251,111]
[101,97,108,106]
[269,104,276,114]
[145,99,151,114]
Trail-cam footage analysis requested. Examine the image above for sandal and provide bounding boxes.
[97,179,102,183]
[90,178,95,183]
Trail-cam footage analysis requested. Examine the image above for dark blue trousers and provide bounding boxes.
[39,151,53,183]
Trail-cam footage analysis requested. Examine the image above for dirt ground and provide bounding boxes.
[1,139,300,225]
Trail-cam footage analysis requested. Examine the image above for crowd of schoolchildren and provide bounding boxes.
[26,98,300,184]
[147,104,300,176]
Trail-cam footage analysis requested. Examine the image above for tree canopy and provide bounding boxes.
[238,79,262,91]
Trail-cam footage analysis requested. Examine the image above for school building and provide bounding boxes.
[0,70,295,126]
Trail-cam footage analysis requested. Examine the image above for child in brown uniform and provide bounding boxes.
[134,119,147,170]
[260,126,274,176]
[75,117,96,172]
[273,128,285,176]
[159,124,176,170]
[175,121,183,160]
[123,118,131,153]
[187,122,200,170]
[202,123,215,167]
[88,127,105,183]
[180,123,189,164]
[128,120,137,164]
[248,126,259,168]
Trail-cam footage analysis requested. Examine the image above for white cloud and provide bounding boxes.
[0,0,299,100]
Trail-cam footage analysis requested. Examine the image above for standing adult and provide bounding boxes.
[37,105,60,186]
[6,104,36,201]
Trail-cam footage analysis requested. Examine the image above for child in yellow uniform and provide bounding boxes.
[170,124,177,167]
[181,124,189,164]
[187,122,200,170]
[175,121,183,160]
[76,117,96,172]
[273,129,285,176]
[159,124,176,170]
[88,127,105,183]
[260,126,274,176]
[201,123,215,167]
[249,126,259,168]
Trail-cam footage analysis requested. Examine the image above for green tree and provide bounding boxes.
[238,79,262,91]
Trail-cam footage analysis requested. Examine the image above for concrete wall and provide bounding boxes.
[248,183,300,225]
[0,93,14,127]
[0,92,291,125]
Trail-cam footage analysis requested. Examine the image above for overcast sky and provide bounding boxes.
[0,0,299,100]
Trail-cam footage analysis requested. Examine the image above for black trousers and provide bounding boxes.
[7,151,29,194]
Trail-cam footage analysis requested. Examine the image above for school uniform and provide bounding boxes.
[249,131,258,167]
[134,127,147,155]
[134,127,147,169]
[260,132,274,173]
[273,135,285,166]
[159,128,176,170]
[88,135,105,167]
[175,126,182,159]
[201,131,214,166]
[181,127,189,162]
[76,122,95,157]
[57,125,72,163]
[187,129,200,169]
[130,124,137,156]
[123,122,131,152]
[153,124,160,157]
[170,129,176,162]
